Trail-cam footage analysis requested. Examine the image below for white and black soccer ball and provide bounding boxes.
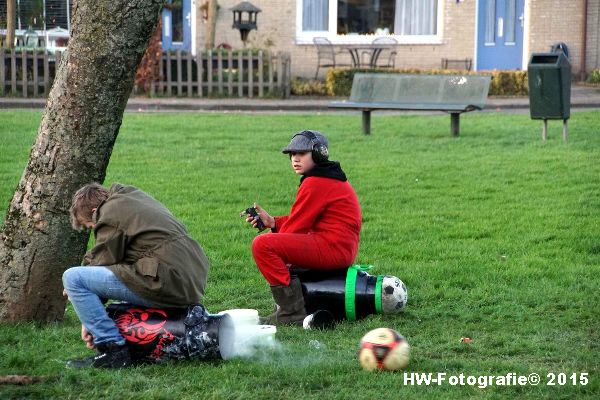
[380,276,408,314]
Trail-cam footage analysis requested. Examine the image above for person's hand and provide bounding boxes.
[81,325,95,349]
[62,288,69,299]
[246,203,275,231]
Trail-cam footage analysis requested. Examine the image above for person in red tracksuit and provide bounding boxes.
[245,130,362,325]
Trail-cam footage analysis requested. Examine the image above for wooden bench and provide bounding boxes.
[329,73,491,136]
[441,58,473,71]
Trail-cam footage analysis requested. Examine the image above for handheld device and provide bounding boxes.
[240,206,265,230]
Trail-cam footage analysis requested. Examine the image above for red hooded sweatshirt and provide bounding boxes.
[274,164,362,262]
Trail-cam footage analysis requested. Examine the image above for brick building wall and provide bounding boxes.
[369,1,477,72]
[195,0,296,57]
[586,0,600,74]
[196,0,320,78]
[195,1,478,78]
[194,0,595,79]
[527,0,585,75]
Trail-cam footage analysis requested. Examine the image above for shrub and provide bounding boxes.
[488,70,528,96]
[325,68,528,97]
[290,78,329,96]
[587,68,600,84]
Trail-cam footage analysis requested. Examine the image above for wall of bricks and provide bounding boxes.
[586,0,600,73]
[195,1,295,56]
[194,0,596,79]
[527,0,584,75]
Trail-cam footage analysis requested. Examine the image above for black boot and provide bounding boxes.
[260,277,307,326]
[67,342,131,369]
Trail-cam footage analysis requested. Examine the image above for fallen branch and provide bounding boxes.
[0,375,46,385]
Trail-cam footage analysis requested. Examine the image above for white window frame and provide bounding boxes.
[295,0,443,45]
[191,0,197,56]
[0,0,72,37]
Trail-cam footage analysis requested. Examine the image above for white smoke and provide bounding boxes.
[230,323,281,358]
[217,309,281,359]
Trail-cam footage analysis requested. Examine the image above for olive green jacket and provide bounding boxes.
[83,184,209,307]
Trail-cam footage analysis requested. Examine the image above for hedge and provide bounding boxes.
[587,69,600,84]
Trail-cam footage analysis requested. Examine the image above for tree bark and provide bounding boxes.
[0,0,166,323]
[205,0,218,49]
[5,0,16,49]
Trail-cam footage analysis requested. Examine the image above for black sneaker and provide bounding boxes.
[67,342,131,369]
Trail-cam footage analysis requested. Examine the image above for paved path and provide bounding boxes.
[1,84,599,113]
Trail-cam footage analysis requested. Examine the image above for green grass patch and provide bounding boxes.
[1,110,599,399]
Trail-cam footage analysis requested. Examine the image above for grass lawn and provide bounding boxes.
[0,109,599,399]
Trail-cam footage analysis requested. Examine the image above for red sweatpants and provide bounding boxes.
[251,233,354,286]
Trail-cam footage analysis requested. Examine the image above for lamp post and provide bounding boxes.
[231,1,261,47]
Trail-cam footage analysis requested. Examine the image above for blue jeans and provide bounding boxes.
[62,266,158,346]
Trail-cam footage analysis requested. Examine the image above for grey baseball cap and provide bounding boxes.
[282,130,329,154]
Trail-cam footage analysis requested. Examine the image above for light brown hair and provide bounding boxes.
[70,183,109,230]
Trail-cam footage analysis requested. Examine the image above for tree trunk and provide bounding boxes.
[0,0,166,323]
[5,0,16,49]
[205,0,218,49]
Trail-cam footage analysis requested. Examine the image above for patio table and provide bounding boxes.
[337,43,397,68]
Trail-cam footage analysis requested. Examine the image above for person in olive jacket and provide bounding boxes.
[62,183,209,369]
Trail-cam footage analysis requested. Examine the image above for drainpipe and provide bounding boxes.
[581,0,588,81]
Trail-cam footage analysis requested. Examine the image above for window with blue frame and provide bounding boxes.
[162,0,192,52]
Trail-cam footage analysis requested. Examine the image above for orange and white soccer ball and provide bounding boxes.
[358,328,410,371]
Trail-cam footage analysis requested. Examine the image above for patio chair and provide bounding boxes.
[23,28,40,49]
[46,27,70,54]
[370,37,398,68]
[313,37,350,79]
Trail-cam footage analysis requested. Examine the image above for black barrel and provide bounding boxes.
[292,265,383,321]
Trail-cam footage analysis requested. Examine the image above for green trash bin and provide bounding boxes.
[527,52,571,140]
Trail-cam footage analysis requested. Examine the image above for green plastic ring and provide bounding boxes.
[375,275,383,314]
[345,266,358,321]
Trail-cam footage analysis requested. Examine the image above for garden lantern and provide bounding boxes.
[231,1,261,46]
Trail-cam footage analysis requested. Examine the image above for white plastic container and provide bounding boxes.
[217,309,277,356]
[218,309,259,326]
[249,324,277,344]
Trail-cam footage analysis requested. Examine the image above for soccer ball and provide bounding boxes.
[380,276,408,314]
[358,328,410,371]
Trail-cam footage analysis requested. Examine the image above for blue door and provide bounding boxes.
[476,0,525,70]
[162,0,192,51]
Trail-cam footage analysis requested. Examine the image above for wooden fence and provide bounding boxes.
[151,50,291,98]
[0,49,291,99]
[0,49,62,97]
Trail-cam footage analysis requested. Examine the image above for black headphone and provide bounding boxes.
[296,130,329,164]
